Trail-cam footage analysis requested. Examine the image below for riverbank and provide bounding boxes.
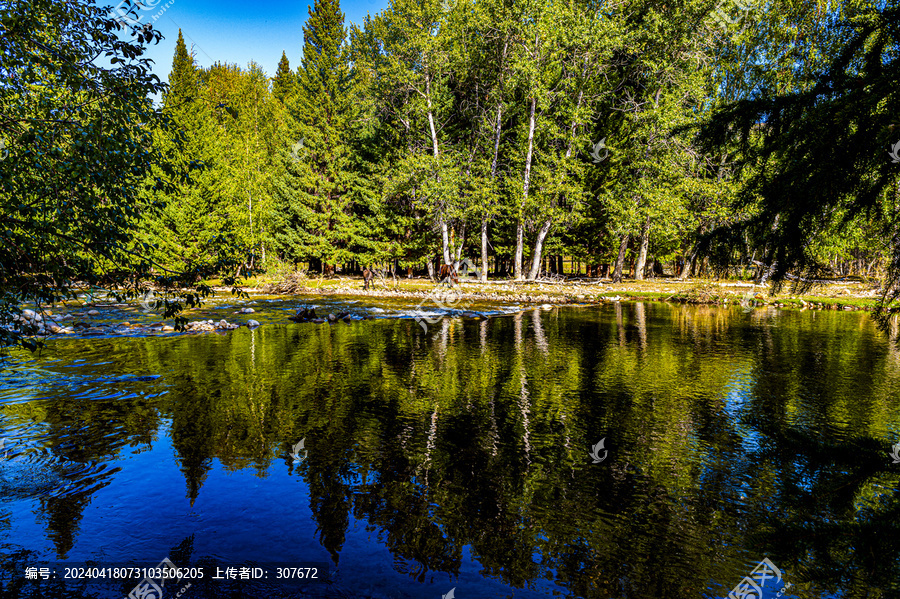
[6,275,882,343]
[246,272,883,312]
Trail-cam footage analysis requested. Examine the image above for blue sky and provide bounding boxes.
[116,0,388,85]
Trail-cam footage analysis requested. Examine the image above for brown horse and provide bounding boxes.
[439,263,459,286]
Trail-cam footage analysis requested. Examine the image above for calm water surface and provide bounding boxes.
[1,301,899,599]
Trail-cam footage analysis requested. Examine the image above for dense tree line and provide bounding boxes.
[140,0,897,286]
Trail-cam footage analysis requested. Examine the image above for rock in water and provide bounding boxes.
[87,309,100,316]
[247,320,260,328]
[240,307,255,314]
[327,314,337,323]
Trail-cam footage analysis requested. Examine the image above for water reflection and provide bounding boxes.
[0,303,899,598]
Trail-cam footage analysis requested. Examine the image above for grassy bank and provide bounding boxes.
[203,273,884,312]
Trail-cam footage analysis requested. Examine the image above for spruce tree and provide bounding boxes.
[272,51,296,104]
[142,30,228,274]
[273,0,364,273]
[166,30,198,106]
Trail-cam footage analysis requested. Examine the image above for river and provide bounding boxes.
[1,299,898,598]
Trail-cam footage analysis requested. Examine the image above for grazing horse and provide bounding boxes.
[362,268,375,290]
[439,263,459,286]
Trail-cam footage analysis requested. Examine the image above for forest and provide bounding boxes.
[2,0,900,336]
[142,0,898,283]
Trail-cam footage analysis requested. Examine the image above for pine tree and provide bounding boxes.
[272,51,296,104]
[141,32,232,274]
[166,30,198,106]
[273,0,364,273]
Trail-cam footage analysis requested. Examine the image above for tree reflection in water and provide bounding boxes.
[1,303,898,598]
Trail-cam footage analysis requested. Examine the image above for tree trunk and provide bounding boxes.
[480,35,508,284]
[515,94,537,281]
[480,218,489,282]
[441,222,451,265]
[612,235,628,282]
[635,214,651,281]
[529,79,585,283]
[454,223,465,265]
[425,73,451,266]
[527,219,552,280]
[682,248,698,279]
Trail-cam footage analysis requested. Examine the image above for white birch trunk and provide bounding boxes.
[635,214,651,281]
[515,94,537,280]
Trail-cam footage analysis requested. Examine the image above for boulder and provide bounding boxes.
[87,309,100,316]
[240,307,255,314]
[247,320,260,328]
[289,307,318,322]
